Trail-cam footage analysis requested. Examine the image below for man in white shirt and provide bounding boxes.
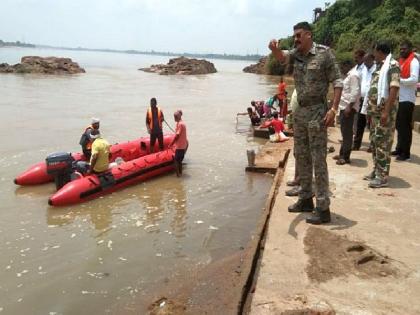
[353,53,376,150]
[393,40,419,161]
[354,49,366,78]
[334,60,361,165]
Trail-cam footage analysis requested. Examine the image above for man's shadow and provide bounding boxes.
[288,212,357,239]
[388,176,411,189]
[349,158,368,168]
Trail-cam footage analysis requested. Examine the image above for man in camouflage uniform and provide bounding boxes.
[365,41,400,188]
[269,22,343,224]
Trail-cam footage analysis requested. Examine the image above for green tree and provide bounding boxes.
[266,0,419,72]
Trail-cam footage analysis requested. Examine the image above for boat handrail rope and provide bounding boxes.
[164,119,175,133]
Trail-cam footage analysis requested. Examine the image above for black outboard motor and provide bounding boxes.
[46,152,74,190]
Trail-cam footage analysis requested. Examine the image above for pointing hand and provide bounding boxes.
[268,39,279,52]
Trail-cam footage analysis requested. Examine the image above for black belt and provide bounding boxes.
[298,98,326,107]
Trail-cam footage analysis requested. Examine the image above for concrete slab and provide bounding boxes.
[246,140,292,174]
[249,127,420,315]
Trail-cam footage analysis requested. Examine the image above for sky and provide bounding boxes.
[0,0,334,55]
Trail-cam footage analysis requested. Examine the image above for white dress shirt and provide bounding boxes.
[339,68,361,112]
[399,57,419,104]
[360,64,376,115]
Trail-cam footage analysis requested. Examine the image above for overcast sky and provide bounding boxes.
[0,0,334,55]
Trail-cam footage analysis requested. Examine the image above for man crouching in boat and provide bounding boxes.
[88,129,111,174]
[169,110,188,177]
[79,117,100,159]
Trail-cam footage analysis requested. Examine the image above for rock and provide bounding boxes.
[0,56,85,74]
[139,56,217,75]
[243,57,267,74]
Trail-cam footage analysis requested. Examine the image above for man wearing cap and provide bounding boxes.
[79,118,100,159]
[269,21,343,224]
[146,98,164,153]
[89,129,111,174]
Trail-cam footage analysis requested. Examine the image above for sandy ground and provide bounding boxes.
[248,127,420,315]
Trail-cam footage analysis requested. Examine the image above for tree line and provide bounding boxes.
[267,0,420,74]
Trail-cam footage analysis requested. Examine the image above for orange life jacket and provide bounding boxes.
[84,125,94,150]
[147,107,163,130]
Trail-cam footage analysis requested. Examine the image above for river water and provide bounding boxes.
[0,47,280,314]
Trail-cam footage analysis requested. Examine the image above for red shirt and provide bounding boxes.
[174,121,188,150]
[270,119,285,133]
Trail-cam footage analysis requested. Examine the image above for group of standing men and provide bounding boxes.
[335,40,418,189]
[79,97,188,177]
[269,21,419,225]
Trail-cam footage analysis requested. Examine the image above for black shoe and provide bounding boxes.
[286,179,299,187]
[336,158,350,165]
[288,198,314,213]
[396,154,410,161]
[391,150,400,156]
[352,145,360,151]
[306,208,331,225]
[285,186,300,197]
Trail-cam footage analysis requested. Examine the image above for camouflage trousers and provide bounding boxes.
[369,107,397,180]
[293,103,329,210]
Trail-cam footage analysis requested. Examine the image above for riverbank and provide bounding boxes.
[248,126,420,314]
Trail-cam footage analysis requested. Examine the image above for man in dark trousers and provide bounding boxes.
[393,40,419,161]
[334,60,360,165]
[145,98,164,153]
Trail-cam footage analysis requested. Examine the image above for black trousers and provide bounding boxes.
[82,148,91,160]
[395,101,415,157]
[353,98,366,150]
[150,132,164,151]
[339,109,356,160]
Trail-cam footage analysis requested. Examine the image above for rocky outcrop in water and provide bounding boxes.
[0,56,85,74]
[242,57,267,74]
[139,56,217,75]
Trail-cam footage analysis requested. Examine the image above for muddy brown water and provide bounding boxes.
[0,48,282,314]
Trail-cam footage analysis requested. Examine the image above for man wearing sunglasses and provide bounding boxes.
[269,21,343,225]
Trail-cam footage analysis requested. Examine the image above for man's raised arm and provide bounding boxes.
[268,39,287,63]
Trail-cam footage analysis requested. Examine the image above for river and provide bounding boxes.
[0,47,280,314]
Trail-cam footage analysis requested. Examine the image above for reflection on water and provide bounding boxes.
[0,47,278,314]
[45,176,189,235]
[47,204,113,231]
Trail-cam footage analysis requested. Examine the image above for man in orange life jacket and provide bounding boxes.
[79,117,100,159]
[145,98,164,153]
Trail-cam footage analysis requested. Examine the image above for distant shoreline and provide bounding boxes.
[0,41,262,62]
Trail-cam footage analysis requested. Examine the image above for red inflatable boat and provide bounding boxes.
[14,134,175,185]
[48,148,175,206]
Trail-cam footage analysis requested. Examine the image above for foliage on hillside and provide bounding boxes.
[267,0,420,75]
